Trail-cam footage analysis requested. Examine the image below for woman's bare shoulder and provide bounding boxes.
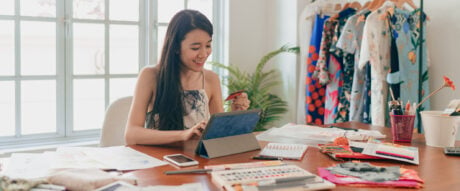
[139,65,160,81]
[203,69,220,83]
[203,69,222,95]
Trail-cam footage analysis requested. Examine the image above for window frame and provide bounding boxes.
[0,0,227,150]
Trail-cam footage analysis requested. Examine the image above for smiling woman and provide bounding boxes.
[125,10,219,146]
[124,9,249,146]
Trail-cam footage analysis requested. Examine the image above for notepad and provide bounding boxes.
[259,143,308,160]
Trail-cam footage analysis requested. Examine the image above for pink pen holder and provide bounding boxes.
[390,114,416,142]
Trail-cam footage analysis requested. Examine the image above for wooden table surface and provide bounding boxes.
[127,121,460,190]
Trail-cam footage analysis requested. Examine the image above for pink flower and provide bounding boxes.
[443,76,456,90]
[416,76,455,109]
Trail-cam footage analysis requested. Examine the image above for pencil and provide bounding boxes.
[164,169,212,175]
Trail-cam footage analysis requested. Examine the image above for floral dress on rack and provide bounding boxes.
[336,10,371,123]
[305,14,329,125]
[314,8,356,124]
[359,2,395,127]
[387,7,430,125]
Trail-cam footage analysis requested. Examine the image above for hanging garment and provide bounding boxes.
[359,2,395,127]
[335,9,371,123]
[388,24,401,101]
[314,8,356,124]
[297,1,343,124]
[336,10,371,123]
[362,63,372,123]
[387,8,430,127]
[387,8,430,119]
[305,14,330,125]
[312,17,337,124]
[297,3,318,124]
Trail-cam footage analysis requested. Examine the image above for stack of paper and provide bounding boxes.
[256,123,386,146]
[1,146,167,179]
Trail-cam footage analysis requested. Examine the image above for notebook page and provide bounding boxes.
[259,143,308,160]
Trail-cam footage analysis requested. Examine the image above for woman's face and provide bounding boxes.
[180,29,212,72]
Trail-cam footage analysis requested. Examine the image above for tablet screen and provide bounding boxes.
[202,109,261,140]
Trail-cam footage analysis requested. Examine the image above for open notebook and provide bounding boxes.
[259,143,308,160]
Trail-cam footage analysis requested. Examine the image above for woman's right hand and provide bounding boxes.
[181,121,207,141]
[231,92,250,111]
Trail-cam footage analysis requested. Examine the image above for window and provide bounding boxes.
[0,0,225,149]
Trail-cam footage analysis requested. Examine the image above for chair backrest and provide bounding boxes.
[99,96,133,147]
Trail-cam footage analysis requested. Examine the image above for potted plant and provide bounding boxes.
[209,45,300,131]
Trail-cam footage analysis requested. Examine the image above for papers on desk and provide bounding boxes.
[96,181,203,191]
[362,139,419,165]
[2,153,54,179]
[319,140,420,165]
[77,146,167,171]
[256,123,386,147]
[2,146,167,179]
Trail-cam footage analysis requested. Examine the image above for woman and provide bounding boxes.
[125,10,249,145]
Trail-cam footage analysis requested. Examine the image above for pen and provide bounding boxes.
[329,126,358,131]
[164,168,212,175]
[252,156,283,160]
[262,175,316,185]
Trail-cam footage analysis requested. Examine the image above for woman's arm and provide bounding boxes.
[124,67,204,145]
[206,70,224,115]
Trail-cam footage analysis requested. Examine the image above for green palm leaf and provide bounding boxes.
[208,45,299,130]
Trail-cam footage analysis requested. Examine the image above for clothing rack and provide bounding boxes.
[306,0,426,131]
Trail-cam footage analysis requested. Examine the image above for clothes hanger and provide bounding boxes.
[349,1,362,10]
[339,0,362,11]
[360,1,371,11]
[368,0,385,11]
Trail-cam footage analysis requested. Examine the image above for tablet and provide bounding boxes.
[195,109,261,155]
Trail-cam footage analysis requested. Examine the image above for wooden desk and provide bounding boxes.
[127,122,460,190]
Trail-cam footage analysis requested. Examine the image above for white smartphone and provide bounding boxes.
[163,154,199,167]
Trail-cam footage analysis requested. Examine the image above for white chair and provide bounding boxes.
[99,96,133,147]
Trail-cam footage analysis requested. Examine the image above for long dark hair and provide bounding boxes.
[154,10,213,130]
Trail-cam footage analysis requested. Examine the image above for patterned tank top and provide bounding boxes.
[145,72,210,129]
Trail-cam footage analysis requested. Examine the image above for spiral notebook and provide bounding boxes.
[259,143,308,160]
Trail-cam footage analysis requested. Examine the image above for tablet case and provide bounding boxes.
[195,109,261,158]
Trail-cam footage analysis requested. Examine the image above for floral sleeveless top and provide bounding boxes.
[145,72,210,130]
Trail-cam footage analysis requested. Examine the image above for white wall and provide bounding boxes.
[229,0,303,127]
[229,0,269,73]
[229,0,460,129]
[424,0,460,109]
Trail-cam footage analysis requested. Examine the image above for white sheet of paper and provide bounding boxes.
[53,147,110,169]
[2,153,53,179]
[81,146,167,171]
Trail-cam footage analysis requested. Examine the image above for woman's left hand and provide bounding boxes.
[231,92,250,111]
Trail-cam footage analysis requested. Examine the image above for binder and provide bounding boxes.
[195,109,261,158]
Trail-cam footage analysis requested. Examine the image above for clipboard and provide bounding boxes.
[195,109,262,158]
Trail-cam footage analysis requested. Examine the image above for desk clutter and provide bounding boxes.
[211,164,335,191]
[320,137,420,165]
[257,143,308,160]
[318,162,424,189]
[0,146,170,191]
[256,123,386,146]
